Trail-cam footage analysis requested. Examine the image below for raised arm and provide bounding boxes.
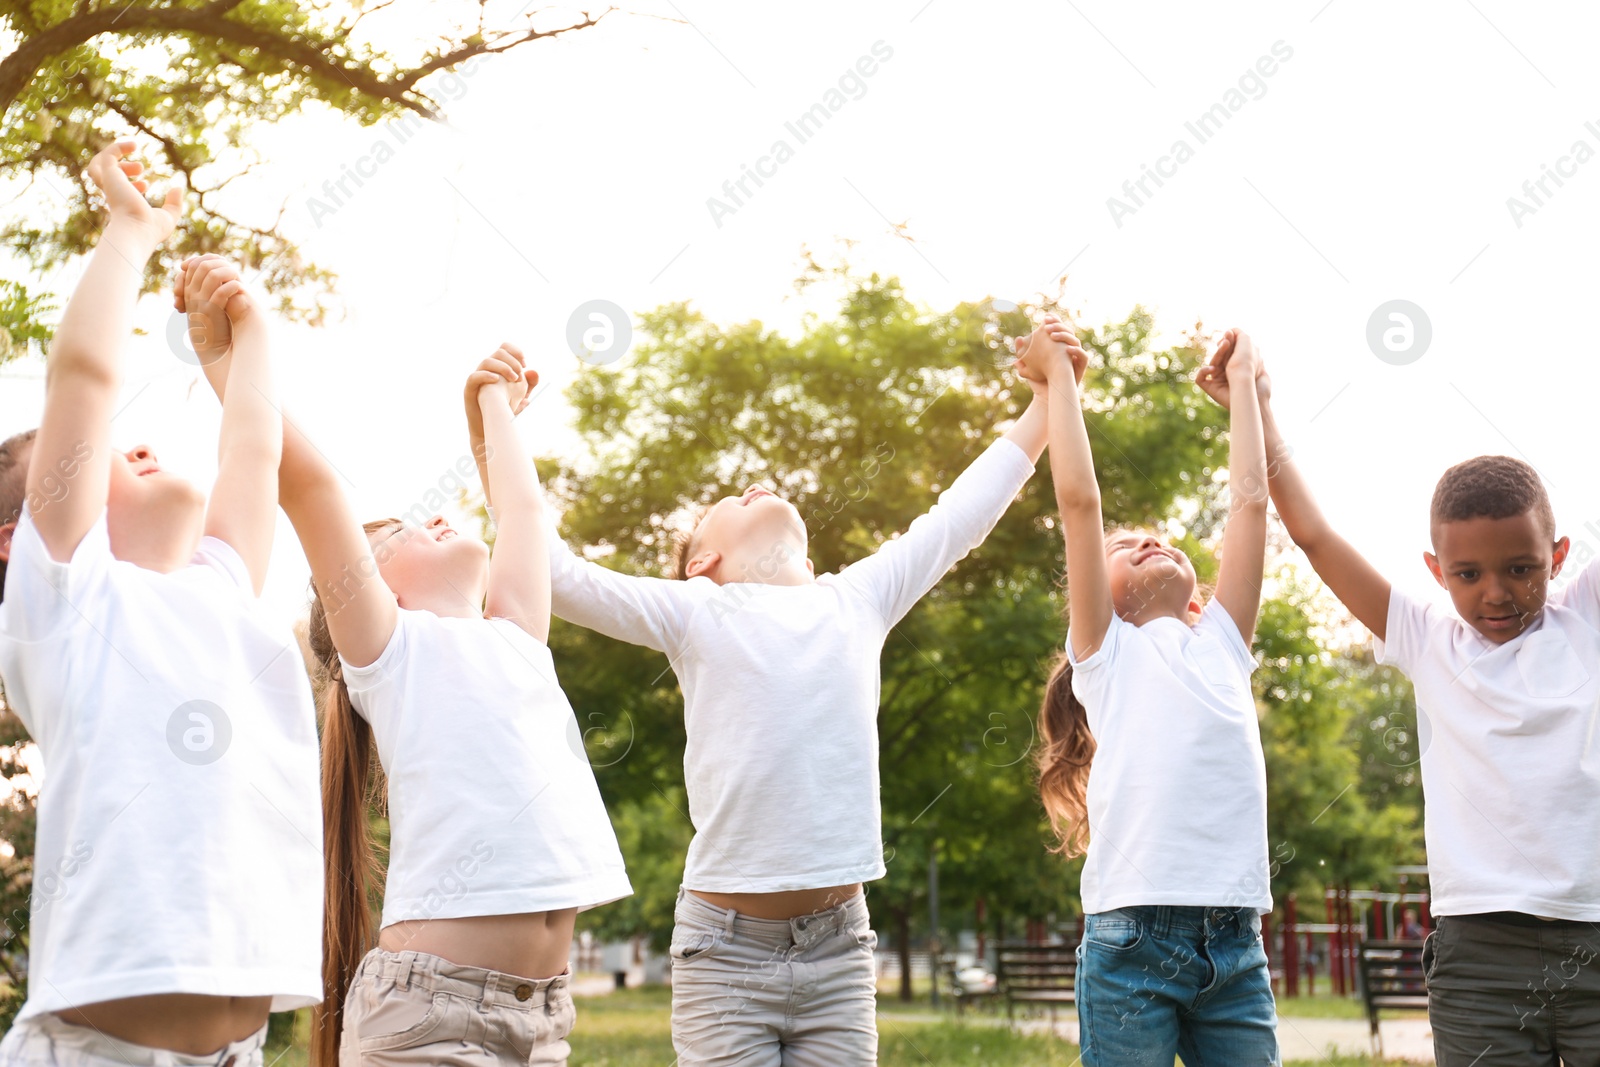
[473,345,551,641]
[1256,370,1391,640]
[459,349,698,652]
[1018,316,1114,660]
[186,261,280,594]
[176,255,397,664]
[1194,330,1270,642]
[29,141,182,560]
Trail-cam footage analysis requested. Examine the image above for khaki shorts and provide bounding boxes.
[340,948,575,1066]
[0,1011,266,1066]
[669,887,880,1066]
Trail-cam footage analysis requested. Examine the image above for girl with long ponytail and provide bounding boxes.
[177,256,630,1067]
[1022,320,1280,1066]
[306,526,389,1067]
[1034,652,1095,857]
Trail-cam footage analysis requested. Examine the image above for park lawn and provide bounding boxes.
[265,988,1415,1066]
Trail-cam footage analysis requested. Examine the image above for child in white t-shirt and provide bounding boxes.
[0,141,322,1066]
[1025,321,1281,1067]
[466,327,1050,1066]
[1261,382,1600,1066]
[172,267,630,1067]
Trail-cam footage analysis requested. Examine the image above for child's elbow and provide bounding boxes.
[1055,488,1102,516]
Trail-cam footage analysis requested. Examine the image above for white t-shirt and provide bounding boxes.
[1375,568,1600,920]
[0,508,322,1020]
[1066,599,1271,915]
[545,436,1037,893]
[341,608,631,926]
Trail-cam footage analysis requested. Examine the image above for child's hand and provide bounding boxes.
[1014,314,1086,388]
[87,140,182,243]
[467,343,538,415]
[1224,330,1262,380]
[174,255,253,364]
[1196,328,1264,409]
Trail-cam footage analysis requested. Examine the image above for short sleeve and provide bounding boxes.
[1549,558,1600,626]
[0,505,114,642]
[340,608,410,699]
[1372,586,1429,673]
[1197,599,1257,677]
[1065,610,1125,708]
[191,536,253,594]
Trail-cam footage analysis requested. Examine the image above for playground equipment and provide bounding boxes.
[1268,874,1431,997]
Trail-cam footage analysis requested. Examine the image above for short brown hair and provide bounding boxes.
[1431,455,1555,538]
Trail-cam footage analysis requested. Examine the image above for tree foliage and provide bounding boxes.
[0,0,612,357]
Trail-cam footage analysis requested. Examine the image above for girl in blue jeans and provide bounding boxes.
[1020,321,1281,1066]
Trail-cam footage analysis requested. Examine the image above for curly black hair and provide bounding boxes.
[1431,454,1554,538]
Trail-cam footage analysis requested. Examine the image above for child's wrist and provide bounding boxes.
[102,217,165,255]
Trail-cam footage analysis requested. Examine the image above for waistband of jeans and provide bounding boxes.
[27,1012,267,1065]
[359,947,570,1009]
[1092,905,1259,935]
[1447,911,1598,930]
[676,887,869,949]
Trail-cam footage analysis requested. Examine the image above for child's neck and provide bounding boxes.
[400,583,486,619]
[1122,603,1192,627]
[712,548,813,587]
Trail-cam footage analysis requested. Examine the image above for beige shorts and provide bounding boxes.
[339,947,575,1066]
[669,887,880,1066]
[0,1011,266,1066]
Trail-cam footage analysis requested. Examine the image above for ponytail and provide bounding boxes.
[307,572,386,1067]
[1036,651,1096,857]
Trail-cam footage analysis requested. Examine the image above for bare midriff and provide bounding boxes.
[56,994,273,1055]
[378,909,579,981]
[689,883,863,921]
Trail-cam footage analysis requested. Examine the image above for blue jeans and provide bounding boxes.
[1076,905,1281,1067]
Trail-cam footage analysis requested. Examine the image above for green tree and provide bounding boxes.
[0,0,611,356]
[1255,587,1424,914]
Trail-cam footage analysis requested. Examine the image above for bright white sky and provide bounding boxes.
[4,0,1599,633]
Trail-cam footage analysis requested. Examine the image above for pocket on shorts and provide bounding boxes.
[1422,926,1445,983]
[1083,916,1145,952]
[669,924,723,963]
[355,988,451,1052]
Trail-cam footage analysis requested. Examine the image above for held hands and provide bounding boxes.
[173,255,257,365]
[1195,328,1269,409]
[88,140,182,245]
[465,342,538,416]
[1013,314,1088,392]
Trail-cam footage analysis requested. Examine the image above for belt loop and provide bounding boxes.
[396,952,415,991]
[481,971,498,1013]
[722,903,737,937]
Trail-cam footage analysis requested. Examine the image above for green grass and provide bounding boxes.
[264,986,1415,1066]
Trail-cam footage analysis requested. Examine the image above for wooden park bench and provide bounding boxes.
[940,954,999,1015]
[997,941,1078,1023]
[1356,939,1428,1056]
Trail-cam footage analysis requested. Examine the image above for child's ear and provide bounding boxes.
[1423,551,1446,588]
[805,558,815,576]
[1188,593,1203,617]
[0,520,13,563]
[684,550,720,581]
[1551,535,1571,578]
